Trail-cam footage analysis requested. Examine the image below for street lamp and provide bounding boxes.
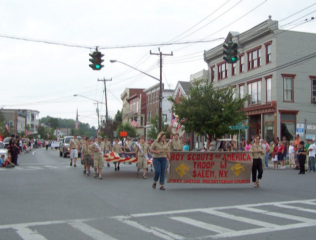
[73,94,105,128]
[110,59,163,132]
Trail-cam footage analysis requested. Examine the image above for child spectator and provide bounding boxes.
[289,141,295,168]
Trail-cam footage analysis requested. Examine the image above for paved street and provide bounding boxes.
[1,148,316,240]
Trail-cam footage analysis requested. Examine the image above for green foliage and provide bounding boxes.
[116,122,137,138]
[147,115,171,140]
[169,79,247,140]
[0,112,8,138]
[114,110,122,123]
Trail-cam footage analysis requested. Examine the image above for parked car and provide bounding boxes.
[0,141,8,160]
[59,136,82,158]
[3,137,11,149]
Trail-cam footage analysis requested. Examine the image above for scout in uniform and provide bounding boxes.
[89,136,104,180]
[167,133,183,172]
[81,138,93,176]
[69,134,80,167]
[104,138,112,167]
[135,136,149,179]
[249,135,266,188]
[80,135,86,164]
[112,138,123,171]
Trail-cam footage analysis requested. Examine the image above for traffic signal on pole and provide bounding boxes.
[223,41,239,64]
[89,50,104,70]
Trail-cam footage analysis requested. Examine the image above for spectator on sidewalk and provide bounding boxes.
[307,139,316,172]
[289,141,295,168]
[297,141,307,174]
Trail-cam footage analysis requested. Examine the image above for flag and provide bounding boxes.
[104,151,152,165]
[176,122,181,131]
[130,118,139,127]
[171,113,177,126]
[5,123,10,133]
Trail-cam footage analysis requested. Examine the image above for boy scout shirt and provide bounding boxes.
[249,143,265,159]
[112,144,122,153]
[89,143,103,157]
[104,141,111,151]
[81,144,91,156]
[69,139,80,149]
[136,143,149,158]
[151,140,169,158]
[169,139,183,151]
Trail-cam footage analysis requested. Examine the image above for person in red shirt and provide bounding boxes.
[278,141,285,169]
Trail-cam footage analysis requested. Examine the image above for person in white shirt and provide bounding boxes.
[288,141,295,168]
[307,140,316,172]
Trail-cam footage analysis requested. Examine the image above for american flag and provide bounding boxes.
[171,113,177,126]
[130,119,139,127]
[5,123,10,133]
[104,151,152,165]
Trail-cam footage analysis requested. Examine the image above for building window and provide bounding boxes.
[232,86,237,100]
[218,62,227,80]
[147,111,150,121]
[266,76,272,102]
[265,42,272,64]
[141,116,143,126]
[239,85,244,99]
[239,55,245,73]
[210,65,215,82]
[247,47,261,70]
[263,113,274,143]
[136,101,139,113]
[280,112,297,141]
[147,96,150,105]
[232,63,236,76]
[247,80,261,105]
[310,76,316,102]
[282,74,295,102]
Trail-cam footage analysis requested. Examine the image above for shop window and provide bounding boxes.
[263,113,274,143]
[311,76,316,103]
[280,113,296,141]
[266,77,272,102]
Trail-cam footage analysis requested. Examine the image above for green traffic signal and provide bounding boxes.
[223,41,239,64]
[89,50,104,70]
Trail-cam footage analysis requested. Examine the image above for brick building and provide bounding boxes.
[203,17,316,142]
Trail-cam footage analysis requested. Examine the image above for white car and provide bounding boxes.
[0,141,8,160]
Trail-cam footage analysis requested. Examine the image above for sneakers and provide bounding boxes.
[94,173,98,178]
[86,171,90,176]
[143,175,147,179]
[115,167,118,171]
[107,163,110,167]
[99,176,102,180]
[74,164,76,167]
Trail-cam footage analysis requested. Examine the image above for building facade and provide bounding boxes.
[204,17,316,142]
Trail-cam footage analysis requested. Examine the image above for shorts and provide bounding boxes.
[94,155,104,169]
[138,156,147,169]
[83,155,93,165]
[278,152,284,161]
[70,149,78,159]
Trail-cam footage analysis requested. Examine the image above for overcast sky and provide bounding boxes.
[1,0,315,128]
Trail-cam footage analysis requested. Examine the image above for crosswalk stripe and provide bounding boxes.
[43,165,59,169]
[273,204,316,214]
[68,221,118,240]
[170,216,234,234]
[203,209,276,228]
[14,226,48,240]
[114,217,184,240]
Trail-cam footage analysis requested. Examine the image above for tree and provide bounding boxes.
[147,115,171,140]
[114,110,122,123]
[0,112,8,138]
[116,122,137,138]
[169,79,247,140]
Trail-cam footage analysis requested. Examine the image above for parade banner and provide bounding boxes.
[168,151,252,184]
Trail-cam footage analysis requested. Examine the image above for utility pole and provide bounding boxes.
[150,49,173,132]
[98,78,112,123]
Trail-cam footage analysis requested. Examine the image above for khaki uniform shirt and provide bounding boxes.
[89,142,103,158]
[99,141,106,153]
[169,139,183,151]
[104,141,111,151]
[81,144,91,156]
[112,144,122,153]
[249,143,265,159]
[151,140,169,158]
[69,138,80,149]
[135,143,149,158]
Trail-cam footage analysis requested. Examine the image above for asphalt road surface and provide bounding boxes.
[1,148,316,240]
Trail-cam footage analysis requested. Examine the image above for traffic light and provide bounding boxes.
[223,41,239,64]
[89,50,104,70]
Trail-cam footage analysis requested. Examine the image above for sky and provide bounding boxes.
[1,0,315,128]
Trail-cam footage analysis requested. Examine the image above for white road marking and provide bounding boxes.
[114,216,184,240]
[14,226,48,240]
[32,150,37,155]
[68,221,118,240]
[203,209,276,228]
[170,216,234,234]
[43,165,59,169]
[273,203,316,214]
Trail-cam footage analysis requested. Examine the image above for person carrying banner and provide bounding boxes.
[104,137,112,167]
[89,136,104,180]
[81,138,93,176]
[150,132,170,190]
[168,133,183,172]
[112,138,123,171]
[135,136,149,179]
[249,135,265,188]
